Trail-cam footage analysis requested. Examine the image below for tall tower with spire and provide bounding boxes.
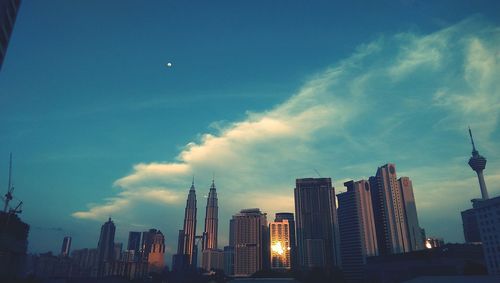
[202,179,218,251]
[180,179,197,266]
[468,127,489,200]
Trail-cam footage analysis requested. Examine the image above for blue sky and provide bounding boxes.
[1,0,499,265]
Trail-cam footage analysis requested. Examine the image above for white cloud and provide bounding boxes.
[73,17,500,247]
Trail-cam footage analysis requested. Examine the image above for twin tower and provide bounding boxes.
[173,178,218,270]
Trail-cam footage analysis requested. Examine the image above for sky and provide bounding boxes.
[1,0,499,266]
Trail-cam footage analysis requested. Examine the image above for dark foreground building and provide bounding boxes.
[364,243,487,283]
[0,211,30,280]
[0,0,21,71]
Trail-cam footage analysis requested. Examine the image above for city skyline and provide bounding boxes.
[1,0,499,268]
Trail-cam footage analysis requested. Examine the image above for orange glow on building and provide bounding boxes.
[269,220,291,269]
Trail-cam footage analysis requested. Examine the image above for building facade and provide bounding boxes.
[175,181,197,268]
[147,230,165,273]
[338,180,378,282]
[269,219,291,269]
[472,196,500,275]
[201,180,219,271]
[60,236,72,257]
[369,164,410,255]
[275,212,296,269]
[203,180,218,251]
[223,245,235,275]
[294,178,341,270]
[201,249,224,272]
[462,208,482,243]
[97,218,116,275]
[398,177,424,251]
[233,208,268,276]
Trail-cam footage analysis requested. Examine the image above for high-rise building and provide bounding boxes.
[128,232,141,253]
[147,230,165,273]
[461,208,481,243]
[369,164,410,255]
[233,208,268,276]
[0,0,21,71]
[201,249,224,272]
[223,218,236,275]
[176,180,197,267]
[127,232,141,260]
[141,230,154,260]
[472,196,500,275]
[202,179,219,271]
[467,127,489,199]
[338,180,378,282]
[294,178,341,270]
[229,218,235,247]
[274,212,296,270]
[97,218,116,275]
[60,236,72,257]
[269,219,291,269]
[202,179,218,251]
[113,243,123,261]
[223,245,234,275]
[398,177,424,251]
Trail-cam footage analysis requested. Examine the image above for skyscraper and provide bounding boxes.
[127,232,141,260]
[269,219,291,269]
[148,230,165,273]
[0,0,21,71]
[175,180,197,267]
[60,236,72,257]
[97,218,116,275]
[223,218,236,275]
[472,196,500,275]
[467,127,489,199]
[141,230,154,260]
[202,179,218,251]
[461,208,481,243]
[113,243,123,261]
[201,249,224,272]
[338,180,378,282]
[369,164,409,255]
[233,208,268,276]
[275,212,296,270]
[398,177,424,251]
[294,178,341,270]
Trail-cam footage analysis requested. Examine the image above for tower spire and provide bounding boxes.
[190,176,195,191]
[468,126,477,155]
[467,127,489,200]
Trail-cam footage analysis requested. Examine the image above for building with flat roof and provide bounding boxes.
[60,236,72,257]
[269,219,291,270]
[294,178,341,270]
[275,213,296,270]
[233,208,268,276]
[472,196,500,275]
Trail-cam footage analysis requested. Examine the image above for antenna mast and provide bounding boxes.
[4,153,13,212]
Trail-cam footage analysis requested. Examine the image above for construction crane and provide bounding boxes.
[2,153,22,214]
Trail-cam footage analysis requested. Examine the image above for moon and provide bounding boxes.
[166,62,172,67]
